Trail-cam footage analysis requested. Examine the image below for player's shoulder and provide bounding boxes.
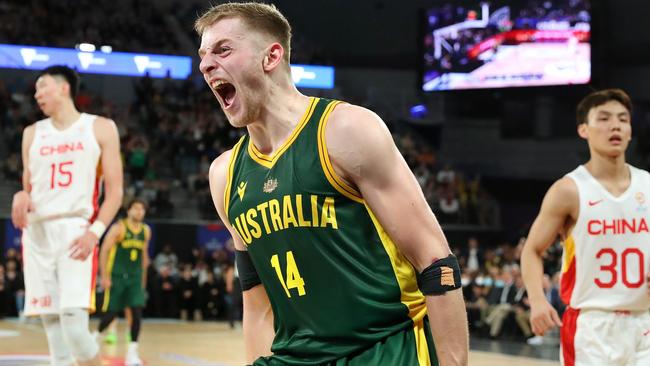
[549,176,578,196]
[544,176,579,211]
[92,115,117,129]
[144,223,152,237]
[23,116,50,134]
[23,123,36,136]
[327,102,386,134]
[210,149,234,180]
[209,137,246,180]
[325,101,393,158]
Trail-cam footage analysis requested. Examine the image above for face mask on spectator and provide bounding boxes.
[482,278,493,287]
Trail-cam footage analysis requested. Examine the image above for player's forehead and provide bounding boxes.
[35,74,67,89]
[589,100,630,116]
[129,202,146,210]
[35,74,56,86]
[199,17,250,51]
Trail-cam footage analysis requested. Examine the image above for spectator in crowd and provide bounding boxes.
[0,264,6,318]
[3,248,21,271]
[154,244,178,277]
[4,259,25,319]
[463,237,484,272]
[200,271,223,320]
[484,268,525,338]
[178,264,201,321]
[221,260,240,329]
[3,152,21,182]
[465,279,489,330]
[152,265,178,318]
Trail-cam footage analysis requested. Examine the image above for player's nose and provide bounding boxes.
[199,56,218,75]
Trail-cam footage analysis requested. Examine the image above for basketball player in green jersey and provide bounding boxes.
[97,199,150,366]
[196,3,468,366]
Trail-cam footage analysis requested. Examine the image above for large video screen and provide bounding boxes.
[422,0,591,91]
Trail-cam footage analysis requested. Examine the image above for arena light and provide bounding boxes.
[290,64,335,89]
[100,45,113,54]
[0,43,192,79]
[410,104,428,118]
[77,43,96,52]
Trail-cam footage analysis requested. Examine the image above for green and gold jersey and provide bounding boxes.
[107,219,147,277]
[225,97,430,364]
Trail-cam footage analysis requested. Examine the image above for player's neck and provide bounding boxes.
[584,155,628,181]
[50,101,81,131]
[247,87,310,155]
[126,218,142,230]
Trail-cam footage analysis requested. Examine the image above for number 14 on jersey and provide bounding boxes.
[271,251,306,298]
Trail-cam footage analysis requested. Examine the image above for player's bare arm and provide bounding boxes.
[209,151,274,363]
[11,124,36,229]
[325,104,469,366]
[99,222,123,290]
[143,225,151,288]
[70,117,123,260]
[521,177,578,335]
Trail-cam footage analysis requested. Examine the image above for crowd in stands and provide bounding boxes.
[0,248,25,319]
[0,0,181,54]
[397,131,500,226]
[455,236,565,345]
[0,242,241,325]
[120,243,241,325]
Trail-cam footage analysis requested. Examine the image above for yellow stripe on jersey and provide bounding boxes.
[102,244,118,312]
[247,97,318,168]
[90,287,96,313]
[224,136,246,219]
[562,234,576,273]
[317,101,364,203]
[413,319,432,366]
[365,205,427,323]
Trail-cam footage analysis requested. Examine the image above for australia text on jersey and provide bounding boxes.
[232,194,338,245]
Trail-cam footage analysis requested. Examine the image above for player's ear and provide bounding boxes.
[262,43,284,72]
[60,81,71,98]
[577,123,588,140]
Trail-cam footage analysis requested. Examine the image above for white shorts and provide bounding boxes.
[561,307,650,366]
[22,217,98,316]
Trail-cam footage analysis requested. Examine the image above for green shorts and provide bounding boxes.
[102,273,145,312]
[253,318,438,366]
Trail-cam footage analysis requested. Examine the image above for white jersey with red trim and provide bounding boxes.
[561,164,650,311]
[28,113,102,222]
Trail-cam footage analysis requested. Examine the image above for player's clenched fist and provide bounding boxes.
[11,190,33,229]
[529,298,562,336]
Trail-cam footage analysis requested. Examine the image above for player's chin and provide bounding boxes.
[39,107,52,117]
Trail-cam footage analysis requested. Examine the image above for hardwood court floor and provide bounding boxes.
[0,319,560,366]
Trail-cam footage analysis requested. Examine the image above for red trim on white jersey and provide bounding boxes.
[561,307,580,366]
[560,256,577,305]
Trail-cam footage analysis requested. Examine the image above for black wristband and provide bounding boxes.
[416,254,462,295]
[235,249,262,291]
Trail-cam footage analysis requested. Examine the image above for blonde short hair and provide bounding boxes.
[195,2,292,63]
